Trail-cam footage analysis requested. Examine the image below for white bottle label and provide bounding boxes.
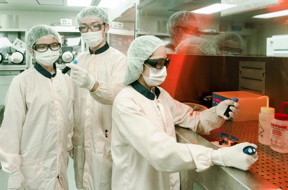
[271,122,288,153]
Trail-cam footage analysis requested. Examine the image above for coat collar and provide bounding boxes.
[131,81,161,100]
[89,42,110,54]
[34,63,57,78]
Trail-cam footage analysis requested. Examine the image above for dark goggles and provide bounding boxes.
[144,58,170,69]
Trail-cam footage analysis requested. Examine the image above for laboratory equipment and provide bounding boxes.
[62,59,78,74]
[8,52,24,64]
[266,35,288,57]
[223,97,238,118]
[258,97,275,145]
[243,146,256,155]
[61,51,74,63]
[270,102,288,153]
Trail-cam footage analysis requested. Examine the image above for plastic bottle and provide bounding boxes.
[258,106,275,145]
[270,102,288,153]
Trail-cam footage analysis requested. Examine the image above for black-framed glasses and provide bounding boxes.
[33,42,61,52]
[144,58,170,69]
[78,22,106,33]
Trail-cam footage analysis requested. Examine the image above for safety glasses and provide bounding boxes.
[33,42,61,52]
[144,58,170,69]
[78,22,106,33]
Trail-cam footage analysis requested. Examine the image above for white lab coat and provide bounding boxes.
[72,46,126,190]
[0,67,74,189]
[111,85,225,190]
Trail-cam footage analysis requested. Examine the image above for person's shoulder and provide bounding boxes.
[157,86,169,95]
[115,85,132,97]
[9,68,34,88]
[157,86,174,100]
[114,86,134,102]
[107,47,126,58]
[74,51,89,60]
[13,68,34,81]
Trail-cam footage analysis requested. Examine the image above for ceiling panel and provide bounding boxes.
[0,0,81,11]
[36,0,64,6]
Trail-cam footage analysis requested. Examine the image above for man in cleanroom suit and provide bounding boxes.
[111,35,258,190]
[66,6,126,190]
[0,25,74,189]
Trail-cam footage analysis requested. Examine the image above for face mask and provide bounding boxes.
[34,49,60,67]
[143,65,167,86]
[81,31,103,47]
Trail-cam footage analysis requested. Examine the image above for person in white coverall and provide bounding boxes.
[66,6,126,190]
[111,35,258,190]
[0,25,74,189]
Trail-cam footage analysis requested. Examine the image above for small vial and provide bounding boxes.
[219,134,224,145]
[230,136,238,146]
[223,133,229,145]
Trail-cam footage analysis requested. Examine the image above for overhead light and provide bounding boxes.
[98,0,122,9]
[67,0,92,7]
[253,10,288,19]
[192,3,237,14]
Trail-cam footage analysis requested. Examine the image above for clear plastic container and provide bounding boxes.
[270,102,288,153]
[258,107,275,145]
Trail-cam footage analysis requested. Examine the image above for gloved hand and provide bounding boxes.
[216,99,239,120]
[66,63,95,90]
[211,142,258,171]
[8,171,25,190]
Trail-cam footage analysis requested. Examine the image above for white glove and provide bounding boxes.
[8,171,25,190]
[211,142,258,171]
[66,63,95,90]
[216,99,239,120]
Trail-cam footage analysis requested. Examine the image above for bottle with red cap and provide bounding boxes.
[270,102,288,153]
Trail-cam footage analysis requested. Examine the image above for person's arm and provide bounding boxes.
[0,77,25,174]
[67,54,126,105]
[66,77,74,153]
[89,55,126,104]
[160,89,224,134]
[112,95,214,172]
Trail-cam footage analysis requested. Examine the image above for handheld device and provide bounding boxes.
[224,97,238,118]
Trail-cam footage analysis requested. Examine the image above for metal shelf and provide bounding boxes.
[0,65,27,71]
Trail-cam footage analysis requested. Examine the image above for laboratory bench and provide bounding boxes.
[176,121,288,190]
